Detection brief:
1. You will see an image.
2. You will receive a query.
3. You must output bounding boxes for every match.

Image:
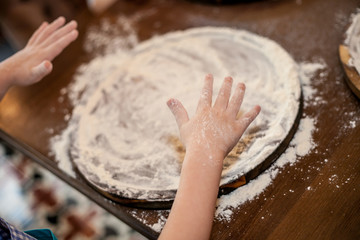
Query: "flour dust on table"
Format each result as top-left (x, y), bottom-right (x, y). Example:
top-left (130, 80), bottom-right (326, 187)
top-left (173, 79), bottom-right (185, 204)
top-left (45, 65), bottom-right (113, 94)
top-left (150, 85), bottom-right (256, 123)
top-left (122, 60), bottom-right (329, 232)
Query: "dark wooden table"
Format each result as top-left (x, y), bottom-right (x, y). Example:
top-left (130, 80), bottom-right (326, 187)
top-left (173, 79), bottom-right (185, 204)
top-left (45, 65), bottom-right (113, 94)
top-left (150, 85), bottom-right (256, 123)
top-left (1, 0), bottom-right (359, 239)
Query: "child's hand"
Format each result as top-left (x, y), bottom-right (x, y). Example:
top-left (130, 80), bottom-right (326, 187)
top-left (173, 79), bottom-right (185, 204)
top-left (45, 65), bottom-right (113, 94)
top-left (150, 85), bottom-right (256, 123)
top-left (162, 74), bottom-right (260, 240)
top-left (4, 16), bottom-right (78, 87)
top-left (167, 74), bottom-right (261, 162)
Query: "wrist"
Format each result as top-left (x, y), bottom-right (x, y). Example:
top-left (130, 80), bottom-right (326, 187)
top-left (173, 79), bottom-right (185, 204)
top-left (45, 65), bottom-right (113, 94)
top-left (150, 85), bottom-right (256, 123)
top-left (184, 145), bottom-right (226, 167)
top-left (185, 139), bottom-right (227, 158)
top-left (0, 58), bottom-right (16, 99)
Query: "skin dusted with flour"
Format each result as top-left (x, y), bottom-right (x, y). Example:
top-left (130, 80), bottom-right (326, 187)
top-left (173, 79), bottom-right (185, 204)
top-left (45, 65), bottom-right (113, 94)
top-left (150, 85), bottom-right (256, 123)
top-left (159, 75), bottom-right (260, 240)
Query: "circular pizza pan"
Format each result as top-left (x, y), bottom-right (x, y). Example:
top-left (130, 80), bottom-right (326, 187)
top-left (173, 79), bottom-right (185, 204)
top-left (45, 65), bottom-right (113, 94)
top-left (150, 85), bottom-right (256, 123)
top-left (70, 27), bottom-right (302, 209)
top-left (73, 101), bottom-right (301, 209)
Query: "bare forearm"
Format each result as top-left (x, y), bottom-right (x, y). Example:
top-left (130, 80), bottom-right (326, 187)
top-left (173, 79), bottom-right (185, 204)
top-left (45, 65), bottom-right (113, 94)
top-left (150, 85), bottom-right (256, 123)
top-left (163, 75), bottom-right (261, 239)
top-left (0, 58), bottom-right (15, 100)
top-left (159, 149), bottom-right (224, 240)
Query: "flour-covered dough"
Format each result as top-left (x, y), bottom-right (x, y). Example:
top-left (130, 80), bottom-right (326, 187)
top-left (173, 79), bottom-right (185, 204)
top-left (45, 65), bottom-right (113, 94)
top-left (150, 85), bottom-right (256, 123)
top-left (71, 27), bottom-right (301, 201)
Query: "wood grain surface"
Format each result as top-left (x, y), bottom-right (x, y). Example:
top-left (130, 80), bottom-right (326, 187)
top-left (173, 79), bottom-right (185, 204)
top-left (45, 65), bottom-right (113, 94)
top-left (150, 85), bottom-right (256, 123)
top-left (0, 0), bottom-right (359, 239)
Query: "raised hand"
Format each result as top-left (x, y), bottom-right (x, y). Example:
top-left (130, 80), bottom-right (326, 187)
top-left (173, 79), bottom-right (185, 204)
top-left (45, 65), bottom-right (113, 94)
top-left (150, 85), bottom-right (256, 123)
top-left (0, 16), bottom-right (78, 99)
top-left (167, 74), bottom-right (261, 161)
top-left (161, 74), bottom-right (260, 240)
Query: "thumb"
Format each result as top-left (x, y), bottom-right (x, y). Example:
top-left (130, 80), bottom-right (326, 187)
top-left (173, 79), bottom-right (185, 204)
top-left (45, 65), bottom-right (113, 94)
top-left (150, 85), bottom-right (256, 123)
top-left (31, 60), bottom-right (53, 83)
top-left (237, 105), bottom-right (261, 135)
top-left (167, 98), bottom-right (189, 128)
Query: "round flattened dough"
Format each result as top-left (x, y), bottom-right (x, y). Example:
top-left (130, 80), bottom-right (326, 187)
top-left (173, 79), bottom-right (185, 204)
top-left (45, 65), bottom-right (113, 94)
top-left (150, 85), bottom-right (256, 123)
top-left (72, 27), bottom-right (301, 201)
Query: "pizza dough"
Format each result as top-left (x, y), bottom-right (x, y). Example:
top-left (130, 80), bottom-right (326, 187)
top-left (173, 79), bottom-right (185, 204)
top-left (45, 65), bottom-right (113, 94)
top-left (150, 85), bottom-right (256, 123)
top-left (71, 27), bottom-right (301, 201)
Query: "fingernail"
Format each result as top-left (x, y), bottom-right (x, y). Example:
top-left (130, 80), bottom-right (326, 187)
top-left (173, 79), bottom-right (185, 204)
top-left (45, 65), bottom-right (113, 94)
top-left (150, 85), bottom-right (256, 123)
top-left (56, 16), bottom-right (65, 24)
top-left (225, 76), bottom-right (233, 82)
top-left (70, 20), bottom-right (78, 27)
top-left (256, 105), bottom-right (261, 112)
top-left (238, 82), bottom-right (245, 90)
top-left (44, 61), bottom-right (51, 69)
top-left (33, 61), bottom-right (52, 77)
top-left (167, 99), bottom-right (174, 106)
top-left (71, 30), bottom-right (79, 38)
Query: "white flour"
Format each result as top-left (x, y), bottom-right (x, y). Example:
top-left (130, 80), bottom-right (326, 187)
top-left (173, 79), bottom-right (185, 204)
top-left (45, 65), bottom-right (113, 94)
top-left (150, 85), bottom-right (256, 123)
top-left (136, 105), bottom-right (320, 230)
top-left (298, 60), bottom-right (327, 103)
top-left (345, 10), bottom-right (360, 74)
top-left (51, 26), bottom-right (301, 201)
top-left (48, 15), bottom-right (329, 231)
top-left (215, 115), bottom-right (316, 221)
top-left (49, 17), bottom-right (139, 177)
top-left (214, 61), bottom-right (327, 222)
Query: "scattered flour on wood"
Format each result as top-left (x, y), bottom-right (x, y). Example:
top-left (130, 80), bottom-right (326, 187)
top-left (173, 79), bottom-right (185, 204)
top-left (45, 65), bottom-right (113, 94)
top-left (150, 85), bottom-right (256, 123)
top-left (48, 13), bottom-right (328, 228)
top-left (215, 115), bottom-right (317, 221)
top-left (215, 61), bottom-right (325, 222)
top-left (130, 210), bottom-right (169, 233)
top-left (50, 25), bottom-right (301, 201)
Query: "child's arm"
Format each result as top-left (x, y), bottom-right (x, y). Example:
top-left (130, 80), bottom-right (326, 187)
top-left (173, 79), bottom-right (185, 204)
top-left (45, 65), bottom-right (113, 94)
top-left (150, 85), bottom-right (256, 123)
top-left (0, 16), bottom-right (78, 100)
top-left (160, 74), bottom-right (261, 240)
